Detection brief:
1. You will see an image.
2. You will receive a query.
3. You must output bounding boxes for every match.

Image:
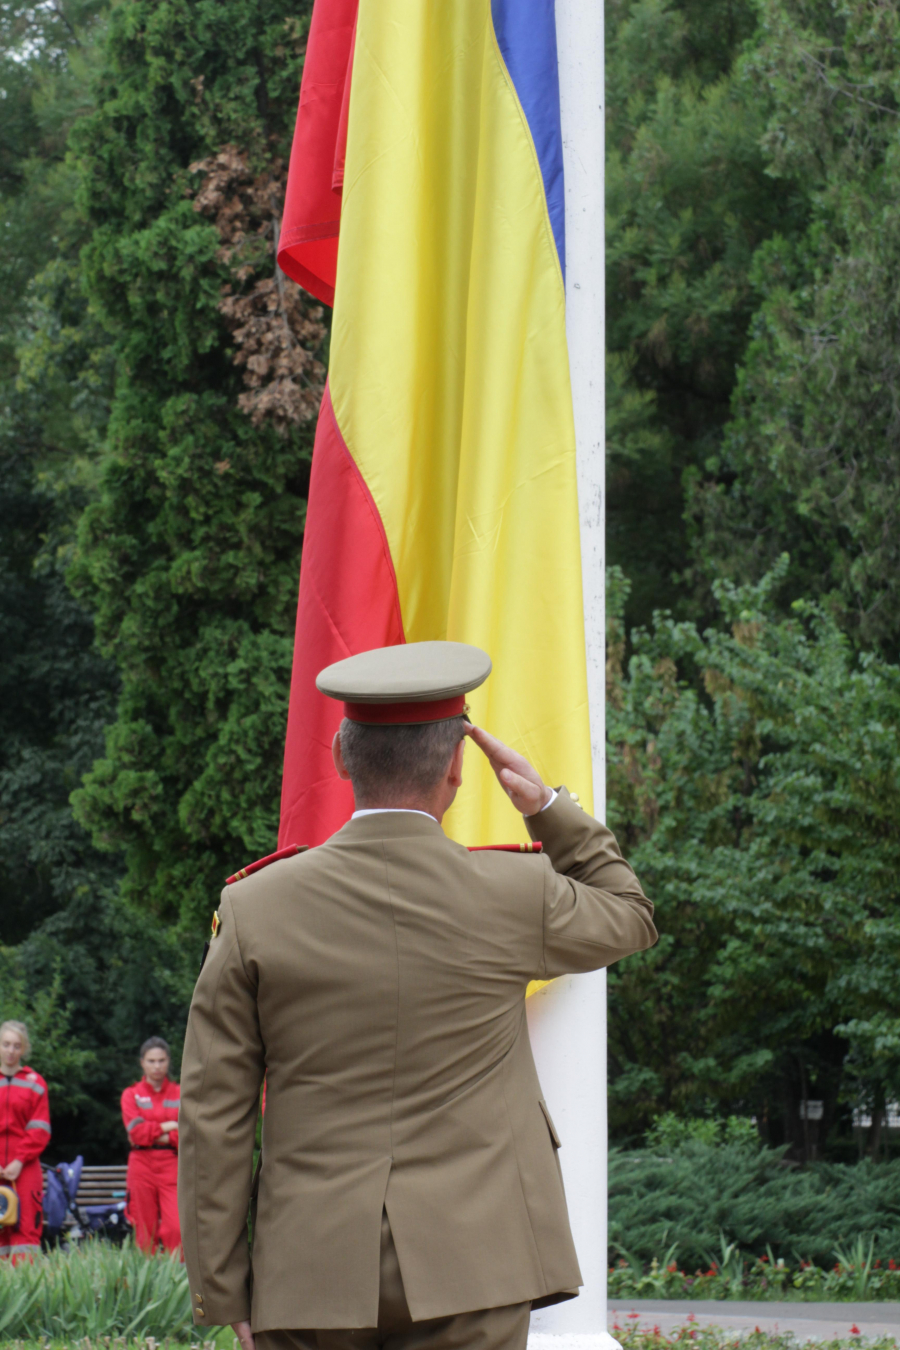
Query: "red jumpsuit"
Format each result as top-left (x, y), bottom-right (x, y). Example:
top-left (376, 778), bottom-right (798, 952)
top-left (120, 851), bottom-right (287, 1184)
top-left (121, 1076), bottom-right (181, 1253)
top-left (0, 1064), bottom-right (51, 1262)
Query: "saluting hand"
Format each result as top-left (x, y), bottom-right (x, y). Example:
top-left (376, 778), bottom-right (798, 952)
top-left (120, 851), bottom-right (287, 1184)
top-left (464, 724), bottom-right (553, 816)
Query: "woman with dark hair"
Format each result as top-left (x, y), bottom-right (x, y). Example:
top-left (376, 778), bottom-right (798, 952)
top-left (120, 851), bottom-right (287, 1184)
top-left (121, 1036), bottom-right (181, 1253)
top-left (0, 1020), bottom-right (50, 1262)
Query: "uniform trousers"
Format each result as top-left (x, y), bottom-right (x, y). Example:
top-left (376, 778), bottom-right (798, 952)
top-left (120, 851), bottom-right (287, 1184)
top-left (256, 1211), bottom-right (531, 1350)
top-left (0, 1159), bottom-right (43, 1263)
top-left (126, 1147), bottom-right (181, 1253)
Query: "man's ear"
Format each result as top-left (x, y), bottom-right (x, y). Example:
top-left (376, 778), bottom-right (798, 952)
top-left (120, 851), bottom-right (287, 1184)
top-left (448, 735), bottom-right (465, 789)
top-left (332, 730), bottom-right (352, 781)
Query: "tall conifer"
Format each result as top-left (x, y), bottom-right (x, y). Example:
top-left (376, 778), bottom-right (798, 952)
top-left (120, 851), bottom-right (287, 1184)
top-left (68, 0), bottom-right (321, 931)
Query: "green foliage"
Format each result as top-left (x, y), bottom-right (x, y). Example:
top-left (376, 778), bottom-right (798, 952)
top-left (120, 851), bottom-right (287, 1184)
top-left (691, 0), bottom-right (900, 654)
top-left (0, 0), bottom-right (116, 944)
top-left (0, 1243), bottom-right (198, 1340)
top-left (605, 0), bottom-right (805, 627)
top-left (646, 1112), bottom-right (760, 1152)
top-left (606, 562), bottom-right (900, 1150)
top-left (0, 956), bottom-right (94, 1113)
top-left (0, 0), bottom-right (201, 1161)
top-left (609, 1140), bottom-right (900, 1270)
top-left (609, 1238), bottom-right (900, 1300)
top-left (66, 0), bottom-right (319, 932)
top-left (608, 0), bottom-right (900, 655)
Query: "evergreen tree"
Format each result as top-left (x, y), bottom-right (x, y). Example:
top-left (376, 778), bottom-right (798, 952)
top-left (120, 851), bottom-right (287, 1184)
top-left (67, 0), bottom-right (323, 934)
top-left (0, 0), bottom-right (193, 1158)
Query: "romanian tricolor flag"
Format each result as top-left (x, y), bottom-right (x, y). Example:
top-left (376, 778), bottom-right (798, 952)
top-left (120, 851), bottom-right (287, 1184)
top-left (277, 0), bottom-right (592, 849)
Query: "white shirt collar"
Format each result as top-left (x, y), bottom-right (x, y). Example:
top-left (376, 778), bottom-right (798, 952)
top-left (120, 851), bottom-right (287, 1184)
top-left (351, 807), bottom-right (437, 822)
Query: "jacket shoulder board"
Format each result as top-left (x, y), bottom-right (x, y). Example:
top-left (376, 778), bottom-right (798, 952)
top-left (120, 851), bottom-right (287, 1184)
top-left (467, 841), bottom-right (542, 853)
top-left (226, 843), bottom-right (309, 884)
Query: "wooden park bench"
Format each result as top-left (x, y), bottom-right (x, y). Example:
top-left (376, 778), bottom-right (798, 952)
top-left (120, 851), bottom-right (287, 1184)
top-left (74, 1164), bottom-right (128, 1210)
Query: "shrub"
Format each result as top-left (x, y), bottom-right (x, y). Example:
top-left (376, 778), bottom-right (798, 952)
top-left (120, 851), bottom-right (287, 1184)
top-left (610, 1142), bottom-right (900, 1270)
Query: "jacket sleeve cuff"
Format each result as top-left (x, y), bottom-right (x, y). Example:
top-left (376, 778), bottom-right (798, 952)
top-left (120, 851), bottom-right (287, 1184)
top-left (525, 785), bottom-right (579, 839)
top-left (191, 1295), bottom-right (251, 1327)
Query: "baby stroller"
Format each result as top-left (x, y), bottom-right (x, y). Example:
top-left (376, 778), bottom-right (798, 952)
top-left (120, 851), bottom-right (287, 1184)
top-left (43, 1157), bottom-right (132, 1247)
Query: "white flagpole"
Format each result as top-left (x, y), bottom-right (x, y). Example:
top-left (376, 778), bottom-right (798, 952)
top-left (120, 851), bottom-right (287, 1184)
top-left (527, 1), bottom-right (612, 1346)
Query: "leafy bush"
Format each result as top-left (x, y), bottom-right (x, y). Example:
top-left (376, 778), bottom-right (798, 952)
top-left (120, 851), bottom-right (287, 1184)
top-left (0, 1244), bottom-right (197, 1341)
top-left (606, 564), bottom-right (900, 1151)
top-left (609, 1142), bottom-right (900, 1271)
top-left (646, 1114), bottom-right (760, 1153)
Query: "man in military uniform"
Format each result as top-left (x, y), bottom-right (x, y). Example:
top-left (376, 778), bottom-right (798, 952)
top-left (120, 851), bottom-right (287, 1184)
top-left (178, 641), bottom-right (656, 1350)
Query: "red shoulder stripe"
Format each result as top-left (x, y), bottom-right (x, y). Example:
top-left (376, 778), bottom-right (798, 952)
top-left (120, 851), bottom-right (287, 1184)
top-left (467, 842), bottom-right (542, 853)
top-left (226, 844), bottom-right (309, 884)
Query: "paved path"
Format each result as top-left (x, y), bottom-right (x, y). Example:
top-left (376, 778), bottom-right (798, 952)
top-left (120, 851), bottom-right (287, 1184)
top-left (608, 1300), bottom-right (900, 1342)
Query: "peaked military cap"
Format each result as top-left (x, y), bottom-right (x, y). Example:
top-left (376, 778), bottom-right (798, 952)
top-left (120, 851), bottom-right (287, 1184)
top-left (316, 641), bottom-right (491, 725)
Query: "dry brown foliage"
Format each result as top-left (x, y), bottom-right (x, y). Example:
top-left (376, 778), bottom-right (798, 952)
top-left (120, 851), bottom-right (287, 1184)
top-left (188, 145), bottom-right (327, 434)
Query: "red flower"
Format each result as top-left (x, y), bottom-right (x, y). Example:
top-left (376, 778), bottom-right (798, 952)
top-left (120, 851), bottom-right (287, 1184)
top-left (850, 1325), bottom-right (860, 1335)
top-left (890, 1259), bottom-right (897, 1271)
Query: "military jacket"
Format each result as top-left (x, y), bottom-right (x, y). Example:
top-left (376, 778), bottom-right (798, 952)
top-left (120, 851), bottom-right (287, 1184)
top-left (178, 789), bottom-right (656, 1330)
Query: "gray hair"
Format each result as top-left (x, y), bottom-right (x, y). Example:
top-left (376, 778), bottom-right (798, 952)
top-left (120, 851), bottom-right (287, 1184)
top-left (339, 716), bottom-right (466, 804)
top-left (0, 1020), bottom-right (31, 1059)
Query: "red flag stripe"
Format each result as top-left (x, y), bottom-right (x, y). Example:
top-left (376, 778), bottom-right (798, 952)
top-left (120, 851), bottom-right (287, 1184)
top-left (278, 387), bottom-right (405, 848)
top-left (278, 0), bottom-right (358, 304)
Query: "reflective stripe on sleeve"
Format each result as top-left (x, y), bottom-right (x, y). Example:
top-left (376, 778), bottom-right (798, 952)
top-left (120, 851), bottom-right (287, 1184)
top-left (126, 1117), bottom-right (144, 1131)
top-left (163, 1100), bottom-right (180, 1109)
top-left (25, 1120), bottom-right (51, 1132)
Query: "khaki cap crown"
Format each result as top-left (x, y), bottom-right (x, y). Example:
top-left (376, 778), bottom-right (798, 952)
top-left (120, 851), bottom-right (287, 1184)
top-left (317, 641), bottom-right (491, 703)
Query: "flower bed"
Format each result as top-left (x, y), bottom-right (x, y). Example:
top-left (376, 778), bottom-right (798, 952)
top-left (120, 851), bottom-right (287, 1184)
top-left (609, 1239), bottom-right (900, 1302)
top-left (610, 1322), bottom-right (898, 1350)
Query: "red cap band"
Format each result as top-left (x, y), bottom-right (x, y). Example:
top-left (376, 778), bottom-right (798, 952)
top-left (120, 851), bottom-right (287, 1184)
top-left (343, 695), bottom-right (467, 725)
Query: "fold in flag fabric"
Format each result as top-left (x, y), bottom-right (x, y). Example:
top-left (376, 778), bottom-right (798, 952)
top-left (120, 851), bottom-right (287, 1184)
top-left (278, 0), bottom-right (592, 851)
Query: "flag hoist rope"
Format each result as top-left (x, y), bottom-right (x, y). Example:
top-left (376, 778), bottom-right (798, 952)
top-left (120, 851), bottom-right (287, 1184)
top-left (527, 2), bottom-right (613, 1347)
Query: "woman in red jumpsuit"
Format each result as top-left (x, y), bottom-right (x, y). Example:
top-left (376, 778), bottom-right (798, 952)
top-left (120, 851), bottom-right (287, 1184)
top-left (0, 1020), bottom-right (51, 1263)
top-left (121, 1037), bottom-right (181, 1253)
